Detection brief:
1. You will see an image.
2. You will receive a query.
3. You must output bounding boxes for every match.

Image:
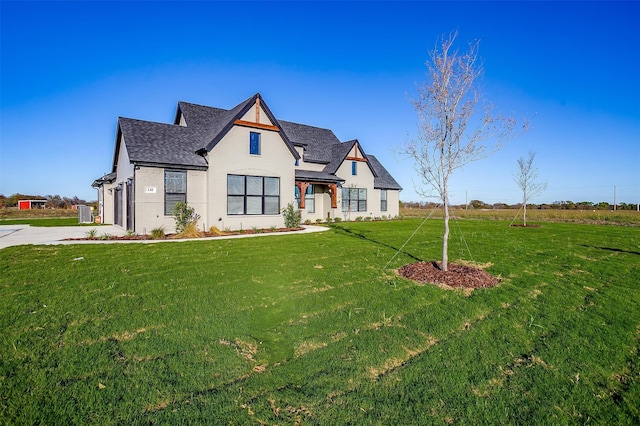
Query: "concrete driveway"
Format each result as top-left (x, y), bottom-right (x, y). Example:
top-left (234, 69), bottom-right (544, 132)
top-left (0, 224), bottom-right (129, 250)
top-left (0, 224), bottom-right (328, 250)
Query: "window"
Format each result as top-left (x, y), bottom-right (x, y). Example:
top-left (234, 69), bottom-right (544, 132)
top-left (380, 189), bottom-right (388, 212)
top-left (250, 132), bottom-right (261, 155)
top-left (295, 185), bottom-right (315, 213)
top-left (165, 170), bottom-right (186, 215)
top-left (351, 161), bottom-right (357, 175)
top-left (342, 187), bottom-right (367, 212)
top-left (228, 175), bottom-right (280, 215)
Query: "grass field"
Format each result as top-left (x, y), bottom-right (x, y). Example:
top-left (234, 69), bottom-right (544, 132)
top-left (0, 217), bottom-right (94, 227)
top-left (1, 218), bottom-right (638, 424)
top-left (401, 206), bottom-right (640, 226)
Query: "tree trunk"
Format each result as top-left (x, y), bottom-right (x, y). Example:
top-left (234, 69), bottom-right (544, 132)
top-left (442, 194), bottom-right (449, 272)
top-left (523, 202), bottom-right (527, 227)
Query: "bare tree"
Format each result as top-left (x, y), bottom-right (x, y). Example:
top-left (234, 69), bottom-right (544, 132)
top-left (514, 151), bottom-right (547, 226)
top-left (403, 31), bottom-right (525, 271)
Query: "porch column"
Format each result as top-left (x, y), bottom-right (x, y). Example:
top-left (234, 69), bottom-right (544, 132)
top-left (328, 183), bottom-right (338, 209)
top-left (295, 181), bottom-right (309, 209)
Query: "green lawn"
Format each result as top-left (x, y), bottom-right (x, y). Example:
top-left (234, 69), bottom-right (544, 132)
top-left (0, 217), bottom-right (90, 227)
top-left (1, 219), bottom-right (638, 424)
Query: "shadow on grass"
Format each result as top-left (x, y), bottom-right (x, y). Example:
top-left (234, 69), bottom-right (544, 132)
top-left (579, 244), bottom-right (640, 256)
top-left (331, 225), bottom-right (424, 263)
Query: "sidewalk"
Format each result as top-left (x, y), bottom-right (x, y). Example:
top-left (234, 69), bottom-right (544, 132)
top-left (0, 225), bottom-right (328, 250)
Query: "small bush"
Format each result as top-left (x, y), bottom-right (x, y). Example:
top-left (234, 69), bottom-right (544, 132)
top-left (355, 216), bottom-right (363, 222)
top-left (172, 202), bottom-right (200, 234)
top-left (209, 226), bottom-right (223, 236)
top-left (315, 218), bottom-right (323, 224)
top-left (304, 219), bottom-right (312, 225)
top-left (150, 227), bottom-right (165, 240)
top-left (334, 217), bottom-right (342, 223)
top-left (85, 228), bottom-right (98, 239)
top-left (363, 216), bottom-right (371, 222)
top-left (282, 203), bottom-right (301, 228)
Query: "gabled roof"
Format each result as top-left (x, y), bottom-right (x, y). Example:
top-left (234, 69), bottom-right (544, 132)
top-left (116, 117), bottom-right (208, 170)
top-left (322, 139), bottom-right (377, 178)
top-left (108, 94), bottom-right (399, 191)
top-left (198, 93), bottom-right (299, 159)
top-left (368, 155), bottom-right (402, 190)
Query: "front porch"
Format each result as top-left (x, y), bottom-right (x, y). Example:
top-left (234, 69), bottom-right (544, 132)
top-left (294, 179), bottom-right (341, 223)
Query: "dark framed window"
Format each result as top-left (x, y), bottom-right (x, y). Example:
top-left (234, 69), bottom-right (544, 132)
top-left (351, 161), bottom-right (357, 175)
top-left (341, 187), bottom-right (367, 212)
top-left (295, 184), bottom-right (315, 213)
top-left (165, 170), bottom-right (186, 215)
top-left (250, 132), bottom-right (261, 155)
top-left (380, 189), bottom-right (388, 212)
top-left (228, 174), bottom-right (279, 215)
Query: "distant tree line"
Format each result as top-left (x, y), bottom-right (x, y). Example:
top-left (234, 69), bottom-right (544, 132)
top-left (400, 200), bottom-right (638, 211)
top-left (0, 193), bottom-right (95, 209)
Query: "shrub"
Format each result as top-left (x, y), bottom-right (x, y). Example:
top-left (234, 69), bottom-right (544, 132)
top-left (281, 203), bottom-right (301, 228)
top-left (176, 221), bottom-right (203, 238)
top-left (172, 202), bottom-right (200, 234)
top-left (150, 227), bottom-right (165, 240)
top-left (355, 216), bottom-right (363, 222)
top-left (209, 226), bottom-right (223, 236)
top-left (304, 219), bottom-right (312, 225)
top-left (85, 228), bottom-right (98, 239)
top-left (316, 218), bottom-right (323, 224)
top-left (334, 217), bottom-right (342, 223)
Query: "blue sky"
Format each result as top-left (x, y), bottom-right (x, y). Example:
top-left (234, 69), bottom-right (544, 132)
top-left (1, 1), bottom-right (639, 205)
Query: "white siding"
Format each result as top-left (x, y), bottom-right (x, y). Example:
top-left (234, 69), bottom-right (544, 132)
top-left (206, 125), bottom-right (296, 230)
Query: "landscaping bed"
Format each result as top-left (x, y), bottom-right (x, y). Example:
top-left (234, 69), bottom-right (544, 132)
top-left (66, 227), bottom-right (306, 241)
top-left (398, 261), bottom-right (500, 289)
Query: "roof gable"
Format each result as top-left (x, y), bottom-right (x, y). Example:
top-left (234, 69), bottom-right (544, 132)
top-left (323, 139), bottom-right (377, 177)
top-left (202, 93), bottom-right (299, 160)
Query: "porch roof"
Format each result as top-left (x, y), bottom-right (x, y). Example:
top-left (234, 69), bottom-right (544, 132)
top-left (295, 169), bottom-right (345, 184)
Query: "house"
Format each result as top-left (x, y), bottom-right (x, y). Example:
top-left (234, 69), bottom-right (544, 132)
top-left (92, 93), bottom-right (402, 234)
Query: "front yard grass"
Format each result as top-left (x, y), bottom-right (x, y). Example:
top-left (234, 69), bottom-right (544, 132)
top-left (0, 217), bottom-right (91, 227)
top-left (1, 219), bottom-right (638, 424)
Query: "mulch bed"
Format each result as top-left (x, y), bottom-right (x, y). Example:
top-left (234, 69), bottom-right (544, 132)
top-left (398, 261), bottom-right (500, 289)
top-left (65, 227), bottom-right (305, 241)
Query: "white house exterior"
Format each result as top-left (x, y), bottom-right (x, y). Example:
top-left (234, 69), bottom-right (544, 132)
top-left (92, 93), bottom-right (402, 234)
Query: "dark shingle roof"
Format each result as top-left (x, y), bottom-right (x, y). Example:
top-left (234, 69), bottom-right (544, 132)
top-left (279, 120), bottom-right (341, 163)
top-left (295, 169), bottom-right (344, 183)
top-left (118, 117), bottom-right (207, 169)
top-left (112, 94), bottom-right (399, 190)
top-left (92, 172), bottom-right (116, 188)
top-left (369, 155), bottom-right (402, 190)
